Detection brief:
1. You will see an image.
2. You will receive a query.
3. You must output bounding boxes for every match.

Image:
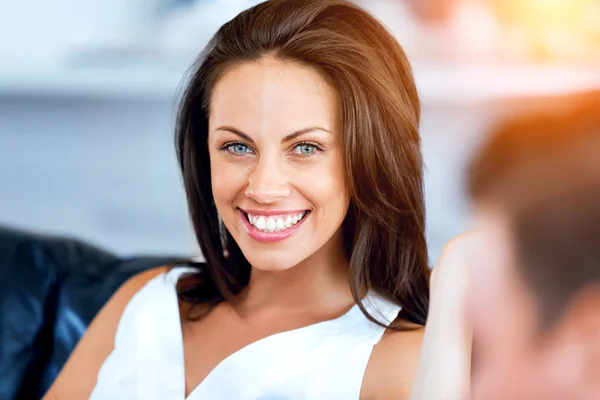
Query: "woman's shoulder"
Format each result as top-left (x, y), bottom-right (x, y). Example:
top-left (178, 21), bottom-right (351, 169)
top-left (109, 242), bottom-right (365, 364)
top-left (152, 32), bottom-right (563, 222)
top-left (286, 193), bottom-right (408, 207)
top-left (360, 320), bottom-right (425, 400)
top-left (121, 266), bottom-right (172, 298)
top-left (107, 266), bottom-right (177, 326)
top-left (43, 266), bottom-right (170, 399)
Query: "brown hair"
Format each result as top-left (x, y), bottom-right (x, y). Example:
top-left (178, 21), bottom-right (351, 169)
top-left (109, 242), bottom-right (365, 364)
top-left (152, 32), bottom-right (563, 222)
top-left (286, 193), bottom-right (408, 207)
top-left (175, 0), bottom-right (430, 325)
top-left (468, 91), bottom-right (600, 330)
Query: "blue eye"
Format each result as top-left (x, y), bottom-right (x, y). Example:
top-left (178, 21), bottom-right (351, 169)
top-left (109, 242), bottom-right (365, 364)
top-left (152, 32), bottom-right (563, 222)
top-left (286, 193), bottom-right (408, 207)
top-left (226, 143), bottom-right (252, 154)
top-left (294, 143), bottom-right (317, 155)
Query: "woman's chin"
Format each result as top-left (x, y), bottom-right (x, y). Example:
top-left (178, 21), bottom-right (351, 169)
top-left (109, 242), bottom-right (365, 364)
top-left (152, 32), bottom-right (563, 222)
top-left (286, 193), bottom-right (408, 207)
top-left (243, 253), bottom-right (304, 273)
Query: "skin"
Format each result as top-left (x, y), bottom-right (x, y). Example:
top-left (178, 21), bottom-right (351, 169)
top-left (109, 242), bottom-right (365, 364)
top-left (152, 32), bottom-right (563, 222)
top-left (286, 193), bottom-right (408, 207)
top-left (44, 57), bottom-right (425, 399)
top-left (207, 57), bottom-right (352, 309)
top-left (470, 206), bottom-right (600, 400)
top-left (410, 231), bottom-right (476, 400)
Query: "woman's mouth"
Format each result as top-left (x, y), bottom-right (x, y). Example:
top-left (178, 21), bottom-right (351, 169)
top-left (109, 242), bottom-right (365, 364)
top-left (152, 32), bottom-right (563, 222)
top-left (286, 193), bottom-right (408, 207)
top-left (238, 209), bottom-right (310, 242)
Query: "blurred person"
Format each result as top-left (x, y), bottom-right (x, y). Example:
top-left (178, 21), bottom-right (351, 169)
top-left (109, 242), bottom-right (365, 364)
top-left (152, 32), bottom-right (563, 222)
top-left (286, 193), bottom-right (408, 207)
top-left (44, 0), bottom-right (473, 399)
top-left (468, 91), bottom-right (600, 399)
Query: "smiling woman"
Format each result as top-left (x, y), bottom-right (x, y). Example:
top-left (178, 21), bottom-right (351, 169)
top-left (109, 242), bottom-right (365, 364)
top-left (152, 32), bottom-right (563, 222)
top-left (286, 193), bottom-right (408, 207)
top-left (43, 1), bottom-right (437, 399)
top-left (176, 1), bottom-right (429, 328)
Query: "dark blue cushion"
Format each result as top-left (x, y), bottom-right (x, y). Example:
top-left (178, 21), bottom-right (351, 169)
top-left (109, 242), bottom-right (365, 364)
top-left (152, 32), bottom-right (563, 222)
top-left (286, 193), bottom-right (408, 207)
top-left (0, 225), bottom-right (181, 400)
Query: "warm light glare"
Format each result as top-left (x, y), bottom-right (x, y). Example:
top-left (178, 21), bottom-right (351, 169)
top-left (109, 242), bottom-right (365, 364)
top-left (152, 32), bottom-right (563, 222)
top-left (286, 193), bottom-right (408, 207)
top-left (491, 0), bottom-right (600, 60)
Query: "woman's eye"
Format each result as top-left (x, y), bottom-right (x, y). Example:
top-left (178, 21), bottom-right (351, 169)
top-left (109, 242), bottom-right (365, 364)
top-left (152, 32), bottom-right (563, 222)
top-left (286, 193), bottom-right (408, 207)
top-left (226, 143), bottom-right (252, 154)
top-left (293, 143), bottom-right (317, 155)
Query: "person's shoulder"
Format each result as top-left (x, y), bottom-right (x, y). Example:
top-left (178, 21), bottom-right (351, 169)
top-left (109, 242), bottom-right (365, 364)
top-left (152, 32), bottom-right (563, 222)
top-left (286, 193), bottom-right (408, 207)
top-left (118, 266), bottom-right (171, 303)
top-left (99, 266), bottom-right (172, 321)
top-left (43, 266), bottom-right (169, 399)
top-left (360, 320), bottom-right (425, 400)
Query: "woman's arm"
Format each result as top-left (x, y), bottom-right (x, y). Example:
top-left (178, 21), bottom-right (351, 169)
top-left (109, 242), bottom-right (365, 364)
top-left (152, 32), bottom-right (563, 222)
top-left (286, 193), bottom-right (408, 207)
top-left (43, 267), bottom-right (167, 399)
top-left (409, 232), bottom-right (478, 400)
top-left (362, 324), bottom-right (425, 399)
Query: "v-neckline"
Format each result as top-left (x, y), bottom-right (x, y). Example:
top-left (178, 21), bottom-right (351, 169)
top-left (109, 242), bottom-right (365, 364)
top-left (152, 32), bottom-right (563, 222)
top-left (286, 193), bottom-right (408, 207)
top-left (168, 275), bottom-right (363, 400)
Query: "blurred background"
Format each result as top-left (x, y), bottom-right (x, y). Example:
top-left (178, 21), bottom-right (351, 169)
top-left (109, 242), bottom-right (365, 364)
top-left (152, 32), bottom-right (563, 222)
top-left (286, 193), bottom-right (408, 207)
top-left (1, 0), bottom-right (599, 260)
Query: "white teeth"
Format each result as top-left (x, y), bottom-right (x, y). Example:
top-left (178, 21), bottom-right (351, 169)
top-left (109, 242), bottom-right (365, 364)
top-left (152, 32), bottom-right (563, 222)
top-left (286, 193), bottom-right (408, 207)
top-left (275, 218), bottom-right (285, 231)
top-left (266, 217), bottom-right (276, 231)
top-left (246, 211), bottom-right (308, 232)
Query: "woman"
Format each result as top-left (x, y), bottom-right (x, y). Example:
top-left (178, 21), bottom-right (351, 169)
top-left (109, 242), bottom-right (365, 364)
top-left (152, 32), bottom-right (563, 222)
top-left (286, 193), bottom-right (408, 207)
top-left (45, 0), bottom-right (471, 398)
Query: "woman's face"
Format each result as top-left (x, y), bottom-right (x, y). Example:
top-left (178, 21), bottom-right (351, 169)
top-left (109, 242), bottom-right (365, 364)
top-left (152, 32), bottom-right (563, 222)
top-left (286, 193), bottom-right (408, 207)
top-left (208, 57), bottom-right (350, 271)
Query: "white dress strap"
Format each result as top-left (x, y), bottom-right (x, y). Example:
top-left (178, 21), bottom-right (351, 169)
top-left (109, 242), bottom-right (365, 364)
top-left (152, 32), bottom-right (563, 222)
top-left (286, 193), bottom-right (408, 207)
top-left (305, 294), bottom-right (402, 400)
top-left (90, 267), bottom-right (193, 400)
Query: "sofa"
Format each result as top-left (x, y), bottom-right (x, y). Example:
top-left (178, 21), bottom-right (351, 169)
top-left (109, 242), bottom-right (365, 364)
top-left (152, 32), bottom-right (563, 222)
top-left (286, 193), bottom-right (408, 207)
top-left (0, 225), bottom-right (183, 400)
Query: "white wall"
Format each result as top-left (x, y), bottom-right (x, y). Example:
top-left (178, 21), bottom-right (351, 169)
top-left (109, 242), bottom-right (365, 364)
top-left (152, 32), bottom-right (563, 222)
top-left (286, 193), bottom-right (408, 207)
top-left (0, 96), bottom-right (196, 256)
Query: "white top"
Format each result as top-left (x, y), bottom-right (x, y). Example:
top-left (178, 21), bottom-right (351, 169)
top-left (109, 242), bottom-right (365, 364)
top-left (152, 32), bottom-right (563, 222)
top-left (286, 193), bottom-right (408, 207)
top-left (90, 267), bottom-right (402, 400)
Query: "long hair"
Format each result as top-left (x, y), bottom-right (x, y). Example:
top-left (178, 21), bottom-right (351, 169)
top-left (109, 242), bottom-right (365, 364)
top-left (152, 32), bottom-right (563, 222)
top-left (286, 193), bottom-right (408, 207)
top-left (175, 0), bottom-right (430, 325)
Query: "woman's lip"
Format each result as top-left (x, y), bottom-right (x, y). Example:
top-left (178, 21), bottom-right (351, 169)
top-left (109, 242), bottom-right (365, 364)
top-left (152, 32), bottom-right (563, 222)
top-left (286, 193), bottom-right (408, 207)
top-left (239, 208), bottom-right (309, 216)
top-left (238, 209), bottom-right (310, 243)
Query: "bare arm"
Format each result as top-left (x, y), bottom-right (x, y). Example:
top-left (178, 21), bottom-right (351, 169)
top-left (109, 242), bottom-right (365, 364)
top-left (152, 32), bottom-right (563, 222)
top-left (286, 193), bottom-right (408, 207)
top-left (361, 322), bottom-right (426, 400)
top-left (409, 233), bottom-right (477, 400)
top-left (43, 267), bottom-right (168, 399)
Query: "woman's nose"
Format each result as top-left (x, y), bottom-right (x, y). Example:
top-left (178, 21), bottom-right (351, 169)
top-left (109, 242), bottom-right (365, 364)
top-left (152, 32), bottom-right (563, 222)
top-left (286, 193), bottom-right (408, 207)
top-left (244, 158), bottom-right (292, 204)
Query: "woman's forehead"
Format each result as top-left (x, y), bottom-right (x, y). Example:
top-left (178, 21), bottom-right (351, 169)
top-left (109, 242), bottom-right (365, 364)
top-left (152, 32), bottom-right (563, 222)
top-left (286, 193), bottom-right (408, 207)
top-left (209, 59), bottom-right (338, 135)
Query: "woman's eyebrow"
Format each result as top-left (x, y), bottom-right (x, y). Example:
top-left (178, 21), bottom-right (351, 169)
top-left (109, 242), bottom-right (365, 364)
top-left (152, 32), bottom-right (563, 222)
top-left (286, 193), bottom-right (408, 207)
top-left (282, 127), bottom-right (332, 143)
top-left (215, 126), bottom-right (255, 144)
top-left (215, 126), bottom-right (332, 144)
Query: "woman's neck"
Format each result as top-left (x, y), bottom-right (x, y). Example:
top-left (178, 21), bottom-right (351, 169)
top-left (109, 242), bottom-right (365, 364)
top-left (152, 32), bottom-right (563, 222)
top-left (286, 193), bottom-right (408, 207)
top-left (236, 237), bottom-right (353, 316)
